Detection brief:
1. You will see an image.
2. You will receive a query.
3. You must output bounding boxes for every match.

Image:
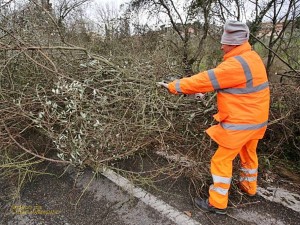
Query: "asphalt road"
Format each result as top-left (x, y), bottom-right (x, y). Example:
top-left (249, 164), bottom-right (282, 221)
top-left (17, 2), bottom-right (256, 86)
top-left (1, 164), bottom-right (300, 225)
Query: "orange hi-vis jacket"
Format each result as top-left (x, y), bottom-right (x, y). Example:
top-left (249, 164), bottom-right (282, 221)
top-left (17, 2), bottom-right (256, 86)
top-left (168, 42), bottom-right (270, 149)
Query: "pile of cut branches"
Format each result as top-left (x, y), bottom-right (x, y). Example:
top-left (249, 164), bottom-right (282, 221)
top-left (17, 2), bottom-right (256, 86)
top-left (0, 44), bottom-right (217, 199)
top-left (263, 77), bottom-right (300, 169)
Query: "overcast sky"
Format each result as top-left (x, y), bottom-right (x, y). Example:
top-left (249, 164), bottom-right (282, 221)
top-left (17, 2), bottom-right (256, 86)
top-left (94, 0), bottom-right (130, 7)
top-left (88, 0), bottom-right (131, 16)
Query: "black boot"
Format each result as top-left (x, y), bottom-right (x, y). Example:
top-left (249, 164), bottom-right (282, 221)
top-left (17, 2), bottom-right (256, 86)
top-left (194, 198), bottom-right (227, 215)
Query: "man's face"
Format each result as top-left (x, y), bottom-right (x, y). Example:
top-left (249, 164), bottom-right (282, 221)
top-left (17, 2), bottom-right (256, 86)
top-left (221, 44), bottom-right (237, 54)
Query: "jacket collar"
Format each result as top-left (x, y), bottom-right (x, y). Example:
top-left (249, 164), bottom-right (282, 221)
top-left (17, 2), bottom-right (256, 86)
top-left (223, 42), bottom-right (251, 60)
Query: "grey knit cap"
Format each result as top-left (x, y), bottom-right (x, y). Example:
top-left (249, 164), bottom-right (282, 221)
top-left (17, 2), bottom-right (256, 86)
top-left (221, 20), bottom-right (249, 45)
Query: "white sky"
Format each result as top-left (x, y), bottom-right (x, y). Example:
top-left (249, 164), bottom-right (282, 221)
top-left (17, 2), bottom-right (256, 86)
top-left (87, 0), bottom-right (130, 17)
top-left (92, 0), bottom-right (130, 9)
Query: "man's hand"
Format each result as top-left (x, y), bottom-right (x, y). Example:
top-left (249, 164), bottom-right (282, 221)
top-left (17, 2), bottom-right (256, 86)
top-left (194, 93), bottom-right (205, 100)
top-left (156, 82), bottom-right (168, 89)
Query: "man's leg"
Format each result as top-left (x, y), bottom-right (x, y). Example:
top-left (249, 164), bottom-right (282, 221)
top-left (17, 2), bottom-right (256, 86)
top-left (238, 139), bottom-right (259, 196)
top-left (209, 145), bottom-right (241, 209)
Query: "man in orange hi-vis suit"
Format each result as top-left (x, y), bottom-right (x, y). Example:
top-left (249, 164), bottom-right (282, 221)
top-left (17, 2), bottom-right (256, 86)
top-left (157, 20), bottom-right (270, 214)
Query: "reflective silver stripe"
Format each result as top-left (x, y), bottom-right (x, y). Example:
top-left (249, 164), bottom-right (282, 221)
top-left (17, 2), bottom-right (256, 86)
top-left (219, 81), bottom-right (269, 94)
top-left (209, 185), bottom-right (228, 195)
top-left (240, 168), bottom-right (258, 174)
top-left (208, 69), bottom-right (221, 90)
top-left (218, 56), bottom-right (269, 94)
top-left (212, 174), bottom-right (232, 184)
top-left (220, 121), bottom-right (268, 130)
top-left (234, 56), bottom-right (253, 88)
top-left (239, 176), bottom-right (257, 182)
top-left (175, 80), bottom-right (182, 93)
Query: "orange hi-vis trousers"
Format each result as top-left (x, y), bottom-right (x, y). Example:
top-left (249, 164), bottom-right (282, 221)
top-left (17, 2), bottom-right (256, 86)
top-left (209, 139), bottom-right (259, 209)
